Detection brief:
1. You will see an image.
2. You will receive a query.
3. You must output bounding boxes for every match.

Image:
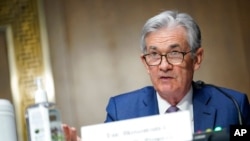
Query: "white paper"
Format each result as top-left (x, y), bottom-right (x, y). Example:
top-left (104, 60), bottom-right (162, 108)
top-left (81, 110), bottom-right (193, 141)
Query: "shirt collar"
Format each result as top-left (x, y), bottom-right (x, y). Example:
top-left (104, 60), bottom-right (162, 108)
top-left (156, 86), bottom-right (193, 114)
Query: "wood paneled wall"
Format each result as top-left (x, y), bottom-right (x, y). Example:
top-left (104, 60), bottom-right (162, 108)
top-left (43, 0), bottom-right (250, 134)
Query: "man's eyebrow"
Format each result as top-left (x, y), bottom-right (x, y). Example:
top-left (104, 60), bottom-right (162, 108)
top-left (148, 46), bottom-right (158, 50)
top-left (169, 44), bottom-right (181, 49)
top-left (148, 44), bottom-right (181, 50)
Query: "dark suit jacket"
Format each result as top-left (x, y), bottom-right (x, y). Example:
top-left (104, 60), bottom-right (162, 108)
top-left (104, 82), bottom-right (250, 132)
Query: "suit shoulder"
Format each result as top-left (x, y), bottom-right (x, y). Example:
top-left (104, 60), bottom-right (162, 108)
top-left (204, 85), bottom-right (245, 95)
top-left (111, 86), bottom-right (155, 99)
top-left (199, 84), bottom-right (248, 101)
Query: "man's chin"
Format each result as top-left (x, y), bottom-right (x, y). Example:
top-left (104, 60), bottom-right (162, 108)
top-left (158, 85), bottom-right (176, 93)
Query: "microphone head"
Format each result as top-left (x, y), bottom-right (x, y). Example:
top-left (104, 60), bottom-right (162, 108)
top-left (196, 80), bottom-right (205, 85)
top-left (195, 80), bottom-right (205, 89)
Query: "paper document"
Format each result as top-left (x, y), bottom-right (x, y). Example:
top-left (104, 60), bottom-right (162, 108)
top-left (81, 110), bottom-right (193, 141)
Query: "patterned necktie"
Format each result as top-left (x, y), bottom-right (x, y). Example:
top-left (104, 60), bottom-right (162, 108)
top-left (165, 105), bottom-right (179, 113)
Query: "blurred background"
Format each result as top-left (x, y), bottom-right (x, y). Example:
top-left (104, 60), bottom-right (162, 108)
top-left (0, 0), bottom-right (249, 140)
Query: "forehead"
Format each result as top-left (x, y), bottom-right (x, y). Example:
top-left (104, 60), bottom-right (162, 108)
top-left (145, 26), bottom-right (188, 51)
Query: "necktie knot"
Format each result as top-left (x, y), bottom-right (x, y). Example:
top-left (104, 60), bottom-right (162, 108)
top-left (165, 106), bottom-right (179, 113)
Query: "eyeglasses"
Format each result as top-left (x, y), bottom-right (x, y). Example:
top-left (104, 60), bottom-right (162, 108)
top-left (143, 50), bottom-right (192, 66)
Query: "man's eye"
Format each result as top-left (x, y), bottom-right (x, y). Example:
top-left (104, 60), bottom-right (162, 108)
top-left (149, 52), bottom-right (159, 57)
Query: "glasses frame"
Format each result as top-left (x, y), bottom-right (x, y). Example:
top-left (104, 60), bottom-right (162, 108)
top-left (143, 50), bottom-right (193, 66)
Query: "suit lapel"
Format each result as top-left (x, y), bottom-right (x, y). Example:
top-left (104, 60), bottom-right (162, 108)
top-left (140, 86), bottom-right (159, 116)
top-left (193, 84), bottom-right (216, 132)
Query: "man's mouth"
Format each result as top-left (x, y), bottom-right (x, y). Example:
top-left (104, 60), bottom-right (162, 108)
top-left (160, 76), bottom-right (173, 80)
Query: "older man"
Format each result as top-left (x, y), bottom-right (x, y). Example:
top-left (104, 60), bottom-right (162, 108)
top-left (63, 10), bottom-right (250, 141)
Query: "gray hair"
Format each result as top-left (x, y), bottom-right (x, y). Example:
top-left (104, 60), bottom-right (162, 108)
top-left (140, 10), bottom-right (201, 55)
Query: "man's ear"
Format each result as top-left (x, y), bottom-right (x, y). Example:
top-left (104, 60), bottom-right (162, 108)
top-left (140, 54), bottom-right (150, 73)
top-left (194, 47), bottom-right (204, 70)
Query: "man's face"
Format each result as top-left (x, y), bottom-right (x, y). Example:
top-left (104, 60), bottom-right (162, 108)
top-left (141, 26), bottom-right (203, 99)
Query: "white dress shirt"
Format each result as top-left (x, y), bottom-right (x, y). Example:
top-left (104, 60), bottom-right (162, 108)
top-left (156, 86), bottom-right (194, 132)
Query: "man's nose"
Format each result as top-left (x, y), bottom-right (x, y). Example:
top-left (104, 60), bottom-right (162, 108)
top-left (159, 56), bottom-right (172, 69)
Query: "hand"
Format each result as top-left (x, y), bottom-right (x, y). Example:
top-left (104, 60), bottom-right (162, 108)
top-left (62, 124), bottom-right (81, 141)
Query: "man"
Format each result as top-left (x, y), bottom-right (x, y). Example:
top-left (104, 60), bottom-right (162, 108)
top-left (63, 10), bottom-right (250, 141)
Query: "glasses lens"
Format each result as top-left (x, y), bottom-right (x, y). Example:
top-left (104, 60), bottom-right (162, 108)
top-left (145, 54), bottom-right (161, 65)
top-left (167, 52), bottom-right (183, 65)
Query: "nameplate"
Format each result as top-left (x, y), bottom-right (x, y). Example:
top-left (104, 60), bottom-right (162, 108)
top-left (81, 111), bottom-right (193, 141)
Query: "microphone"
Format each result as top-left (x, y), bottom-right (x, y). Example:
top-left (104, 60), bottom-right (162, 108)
top-left (195, 80), bottom-right (243, 125)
